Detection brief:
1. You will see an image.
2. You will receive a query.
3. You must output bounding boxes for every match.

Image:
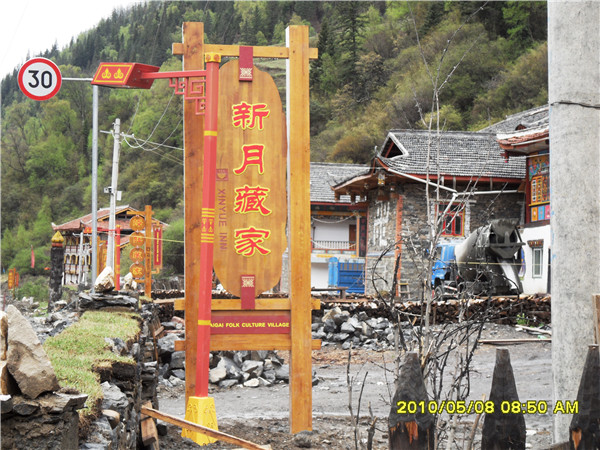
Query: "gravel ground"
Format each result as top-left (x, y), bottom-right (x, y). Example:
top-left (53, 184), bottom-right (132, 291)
top-left (156, 323), bottom-right (555, 449)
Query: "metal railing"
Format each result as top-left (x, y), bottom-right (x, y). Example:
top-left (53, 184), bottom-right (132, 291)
top-left (311, 240), bottom-right (356, 251)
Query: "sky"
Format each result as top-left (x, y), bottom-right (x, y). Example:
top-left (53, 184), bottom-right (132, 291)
top-left (0, 0), bottom-right (144, 79)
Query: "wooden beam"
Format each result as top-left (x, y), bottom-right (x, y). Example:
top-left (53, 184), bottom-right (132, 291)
top-left (478, 338), bottom-right (551, 345)
top-left (141, 406), bottom-right (272, 450)
top-left (170, 297), bottom-right (321, 311)
top-left (286, 25), bottom-right (313, 434)
top-left (173, 42), bottom-right (318, 60)
top-left (181, 21), bottom-right (205, 408)
top-left (175, 337), bottom-right (322, 352)
top-left (140, 402), bottom-right (159, 448)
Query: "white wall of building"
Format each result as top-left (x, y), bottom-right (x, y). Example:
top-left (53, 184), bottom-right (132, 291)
top-left (312, 220), bottom-right (350, 242)
top-left (519, 224), bottom-right (551, 295)
top-left (310, 260), bottom-right (330, 288)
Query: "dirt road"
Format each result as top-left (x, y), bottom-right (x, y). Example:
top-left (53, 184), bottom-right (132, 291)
top-left (157, 324), bottom-right (554, 449)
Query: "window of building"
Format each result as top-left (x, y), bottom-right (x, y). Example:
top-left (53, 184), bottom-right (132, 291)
top-left (438, 203), bottom-right (465, 237)
top-left (532, 247), bottom-right (543, 278)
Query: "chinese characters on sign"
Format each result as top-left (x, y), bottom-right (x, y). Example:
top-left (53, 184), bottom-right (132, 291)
top-left (213, 60), bottom-right (287, 298)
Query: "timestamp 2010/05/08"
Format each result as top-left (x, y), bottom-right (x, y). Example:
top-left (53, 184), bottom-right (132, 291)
top-left (396, 399), bottom-right (579, 415)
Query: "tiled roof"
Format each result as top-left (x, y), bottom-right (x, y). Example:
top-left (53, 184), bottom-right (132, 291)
top-left (479, 105), bottom-right (549, 133)
top-left (378, 130), bottom-right (525, 179)
top-left (54, 206), bottom-right (132, 231)
top-left (310, 162), bottom-right (368, 203)
top-left (53, 205), bottom-right (167, 232)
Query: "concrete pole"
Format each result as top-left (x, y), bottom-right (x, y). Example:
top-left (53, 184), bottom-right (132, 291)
top-left (549, 1), bottom-right (600, 443)
top-left (106, 118), bottom-right (121, 271)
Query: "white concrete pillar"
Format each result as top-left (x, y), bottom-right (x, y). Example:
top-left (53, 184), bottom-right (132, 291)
top-left (549, 0), bottom-right (600, 443)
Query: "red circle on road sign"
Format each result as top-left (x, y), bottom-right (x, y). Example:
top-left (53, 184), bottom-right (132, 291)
top-left (18, 58), bottom-right (62, 101)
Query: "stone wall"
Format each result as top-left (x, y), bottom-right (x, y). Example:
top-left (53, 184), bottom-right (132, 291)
top-left (78, 295), bottom-right (159, 449)
top-left (1, 392), bottom-right (87, 450)
top-left (0, 295), bottom-right (160, 450)
top-left (365, 193), bottom-right (399, 297)
top-left (365, 183), bottom-right (523, 298)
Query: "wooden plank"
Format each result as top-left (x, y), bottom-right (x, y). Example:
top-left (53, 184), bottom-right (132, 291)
top-left (174, 337), bottom-right (322, 352)
top-left (479, 338), bottom-right (551, 345)
top-left (174, 297), bottom-right (320, 311)
top-left (173, 42), bottom-right (318, 60)
top-left (141, 406), bottom-right (272, 450)
top-left (286, 25), bottom-right (313, 434)
top-left (153, 298), bottom-right (184, 305)
top-left (515, 325), bottom-right (552, 335)
top-left (141, 402), bottom-right (159, 447)
top-left (153, 325), bottom-right (165, 339)
top-left (181, 21), bottom-right (205, 408)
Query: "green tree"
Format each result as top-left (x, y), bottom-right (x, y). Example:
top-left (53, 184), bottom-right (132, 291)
top-left (502, 1), bottom-right (547, 53)
top-left (162, 218), bottom-right (184, 274)
top-left (334, 1), bottom-right (368, 98)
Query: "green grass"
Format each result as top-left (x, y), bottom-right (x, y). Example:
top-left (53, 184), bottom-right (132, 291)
top-left (43, 310), bottom-right (140, 415)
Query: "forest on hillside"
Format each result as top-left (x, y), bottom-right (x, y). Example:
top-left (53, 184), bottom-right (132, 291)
top-left (1, 1), bottom-right (547, 274)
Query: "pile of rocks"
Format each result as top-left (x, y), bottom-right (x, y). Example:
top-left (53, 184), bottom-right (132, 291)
top-left (207, 350), bottom-right (293, 389)
top-left (1, 305), bottom-right (88, 450)
top-left (312, 306), bottom-right (399, 351)
top-left (155, 325), bottom-right (298, 389)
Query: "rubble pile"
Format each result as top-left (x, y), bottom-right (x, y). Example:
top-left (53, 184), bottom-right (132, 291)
top-left (155, 324), bottom-right (300, 389)
top-left (1, 305), bottom-right (87, 450)
top-left (312, 306), bottom-right (398, 351)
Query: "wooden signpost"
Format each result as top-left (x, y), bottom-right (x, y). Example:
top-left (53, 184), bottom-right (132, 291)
top-left (90, 22), bottom-right (318, 442)
top-left (173, 22), bottom-right (320, 439)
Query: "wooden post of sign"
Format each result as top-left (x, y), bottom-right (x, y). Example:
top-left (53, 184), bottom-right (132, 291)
top-left (144, 205), bottom-right (153, 299)
top-left (286, 25), bottom-right (313, 433)
top-left (181, 19), bottom-right (204, 414)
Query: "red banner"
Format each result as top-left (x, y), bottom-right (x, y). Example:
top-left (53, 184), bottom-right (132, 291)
top-left (153, 226), bottom-right (163, 270)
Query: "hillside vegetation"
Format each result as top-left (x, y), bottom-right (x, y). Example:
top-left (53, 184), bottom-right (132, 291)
top-left (1, 1), bottom-right (547, 274)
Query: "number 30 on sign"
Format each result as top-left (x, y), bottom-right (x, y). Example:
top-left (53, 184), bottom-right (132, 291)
top-left (18, 58), bottom-right (62, 101)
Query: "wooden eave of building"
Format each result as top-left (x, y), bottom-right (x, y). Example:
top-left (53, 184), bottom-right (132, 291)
top-left (497, 128), bottom-right (549, 157)
top-left (332, 160), bottom-right (522, 199)
top-left (311, 201), bottom-right (367, 212)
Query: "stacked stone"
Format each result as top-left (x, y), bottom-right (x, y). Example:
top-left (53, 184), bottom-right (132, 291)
top-left (1, 305), bottom-right (87, 450)
top-left (207, 350), bottom-right (294, 389)
top-left (154, 321), bottom-right (296, 389)
top-left (76, 293), bottom-right (159, 449)
top-left (312, 306), bottom-right (398, 351)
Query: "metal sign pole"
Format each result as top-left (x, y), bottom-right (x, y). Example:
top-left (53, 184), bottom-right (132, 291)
top-left (58, 77), bottom-right (98, 291)
top-left (91, 83), bottom-right (99, 291)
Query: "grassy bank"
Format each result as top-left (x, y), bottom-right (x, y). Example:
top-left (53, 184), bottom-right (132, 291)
top-left (43, 310), bottom-right (140, 415)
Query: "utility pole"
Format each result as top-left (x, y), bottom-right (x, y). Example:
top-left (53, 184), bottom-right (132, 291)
top-left (549, 1), bottom-right (600, 443)
top-left (106, 118), bottom-right (121, 273)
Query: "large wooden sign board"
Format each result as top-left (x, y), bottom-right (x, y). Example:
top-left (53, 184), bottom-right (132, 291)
top-left (214, 59), bottom-right (287, 302)
top-left (174, 23), bottom-right (319, 434)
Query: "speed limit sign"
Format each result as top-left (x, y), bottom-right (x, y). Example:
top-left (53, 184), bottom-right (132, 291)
top-left (18, 58), bottom-right (62, 101)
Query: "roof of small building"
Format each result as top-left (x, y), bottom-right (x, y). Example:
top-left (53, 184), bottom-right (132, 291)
top-left (310, 162), bottom-right (367, 203)
top-left (53, 205), bottom-right (166, 233)
top-left (376, 129), bottom-right (525, 179)
top-left (479, 105), bottom-right (549, 133)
